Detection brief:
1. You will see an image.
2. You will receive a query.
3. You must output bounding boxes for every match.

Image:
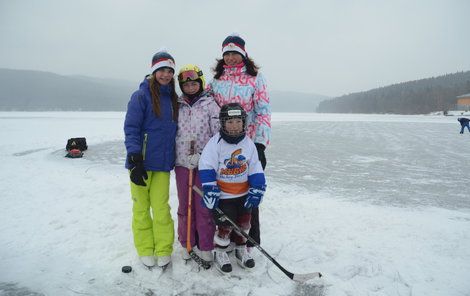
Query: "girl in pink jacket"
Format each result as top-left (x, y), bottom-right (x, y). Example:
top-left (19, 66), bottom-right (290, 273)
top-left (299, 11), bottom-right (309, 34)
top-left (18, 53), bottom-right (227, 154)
top-left (175, 64), bottom-right (220, 264)
top-left (207, 33), bottom-right (271, 257)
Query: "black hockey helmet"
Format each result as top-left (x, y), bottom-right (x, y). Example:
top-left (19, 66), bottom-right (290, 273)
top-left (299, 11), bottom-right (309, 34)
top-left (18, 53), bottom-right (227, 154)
top-left (219, 103), bottom-right (247, 144)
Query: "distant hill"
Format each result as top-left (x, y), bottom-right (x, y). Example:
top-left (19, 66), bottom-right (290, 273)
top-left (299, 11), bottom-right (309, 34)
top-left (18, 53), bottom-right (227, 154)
top-left (0, 68), bottom-right (137, 111)
top-left (317, 71), bottom-right (470, 114)
top-left (0, 68), bottom-right (330, 112)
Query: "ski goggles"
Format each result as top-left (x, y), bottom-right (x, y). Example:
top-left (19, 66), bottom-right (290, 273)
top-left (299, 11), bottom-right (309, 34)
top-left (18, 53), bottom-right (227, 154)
top-left (178, 70), bottom-right (202, 83)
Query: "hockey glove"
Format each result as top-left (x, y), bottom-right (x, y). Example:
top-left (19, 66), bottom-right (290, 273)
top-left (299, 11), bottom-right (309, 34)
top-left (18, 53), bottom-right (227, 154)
top-left (255, 143), bottom-right (267, 170)
top-left (128, 154), bottom-right (148, 186)
top-left (187, 153), bottom-right (200, 169)
top-left (244, 185), bottom-right (266, 208)
top-left (202, 185), bottom-right (221, 210)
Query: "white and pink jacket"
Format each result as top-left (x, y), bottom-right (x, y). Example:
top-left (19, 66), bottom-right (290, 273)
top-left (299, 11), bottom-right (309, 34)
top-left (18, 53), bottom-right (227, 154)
top-left (175, 92), bottom-right (220, 168)
top-left (207, 65), bottom-right (271, 147)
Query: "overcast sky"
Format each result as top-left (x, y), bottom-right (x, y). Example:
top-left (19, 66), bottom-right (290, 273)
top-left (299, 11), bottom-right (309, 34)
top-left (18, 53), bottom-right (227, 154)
top-left (1, 0), bottom-right (469, 97)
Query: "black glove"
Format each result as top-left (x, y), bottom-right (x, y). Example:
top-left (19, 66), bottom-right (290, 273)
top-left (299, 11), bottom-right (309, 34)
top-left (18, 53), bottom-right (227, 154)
top-left (255, 143), bottom-right (267, 170)
top-left (128, 154), bottom-right (148, 186)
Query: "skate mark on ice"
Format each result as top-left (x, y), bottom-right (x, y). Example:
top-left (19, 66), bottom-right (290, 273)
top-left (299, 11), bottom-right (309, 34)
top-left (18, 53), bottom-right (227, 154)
top-left (0, 282), bottom-right (45, 296)
top-left (293, 281), bottom-right (328, 296)
top-left (13, 147), bottom-right (51, 156)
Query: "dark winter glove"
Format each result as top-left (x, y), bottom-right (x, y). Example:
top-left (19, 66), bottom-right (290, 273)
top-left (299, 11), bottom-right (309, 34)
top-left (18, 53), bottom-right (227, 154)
top-left (202, 185), bottom-right (221, 210)
top-left (244, 185), bottom-right (266, 208)
top-left (255, 143), bottom-right (267, 170)
top-left (128, 154), bottom-right (148, 186)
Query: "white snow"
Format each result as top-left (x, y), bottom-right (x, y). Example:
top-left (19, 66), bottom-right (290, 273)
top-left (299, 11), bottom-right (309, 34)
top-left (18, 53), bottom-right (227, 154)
top-left (1, 112), bottom-right (469, 296)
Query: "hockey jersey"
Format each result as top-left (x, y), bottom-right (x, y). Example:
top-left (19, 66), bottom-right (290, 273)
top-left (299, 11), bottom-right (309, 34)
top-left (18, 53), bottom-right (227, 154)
top-left (199, 133), bottom-right (266, 200)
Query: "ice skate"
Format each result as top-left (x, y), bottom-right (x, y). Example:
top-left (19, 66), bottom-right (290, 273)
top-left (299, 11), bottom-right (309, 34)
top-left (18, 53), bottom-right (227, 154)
top-left (235, 245), bottom-right (255, 269)
top-left (214, 248), bottom-right (232, 273)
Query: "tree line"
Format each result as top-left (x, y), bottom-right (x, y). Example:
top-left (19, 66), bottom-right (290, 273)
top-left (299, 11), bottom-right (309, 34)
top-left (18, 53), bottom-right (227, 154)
top-left (317, 71), bottom-right (470, 114)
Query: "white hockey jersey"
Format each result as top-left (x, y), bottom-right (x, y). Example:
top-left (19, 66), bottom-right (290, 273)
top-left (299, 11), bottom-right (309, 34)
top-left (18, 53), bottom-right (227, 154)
top-left (199, 133), bottom-right (266, 200)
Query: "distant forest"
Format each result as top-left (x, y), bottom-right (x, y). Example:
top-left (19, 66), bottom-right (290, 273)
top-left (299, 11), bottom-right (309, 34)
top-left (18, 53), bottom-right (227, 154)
top-left (317, 71), bottom-right (470, 114)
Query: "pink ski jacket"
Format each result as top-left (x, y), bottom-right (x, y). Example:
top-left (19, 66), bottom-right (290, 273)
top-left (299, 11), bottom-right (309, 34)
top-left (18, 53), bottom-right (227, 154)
top-left (207, 65), bottom-right (271, 147)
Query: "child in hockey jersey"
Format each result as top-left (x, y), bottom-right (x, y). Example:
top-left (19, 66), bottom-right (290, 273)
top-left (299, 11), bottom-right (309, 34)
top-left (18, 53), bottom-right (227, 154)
top-left (199, 103), bottom-right (266, 274)
top-left (174, 64), bottom-right (220, 263)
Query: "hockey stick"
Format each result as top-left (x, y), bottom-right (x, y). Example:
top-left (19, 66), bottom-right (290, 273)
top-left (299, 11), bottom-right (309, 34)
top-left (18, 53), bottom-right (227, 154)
top-left (193, 185), bottom-right (322, 282)
top-left (186, 168), bottom-right (211, 269)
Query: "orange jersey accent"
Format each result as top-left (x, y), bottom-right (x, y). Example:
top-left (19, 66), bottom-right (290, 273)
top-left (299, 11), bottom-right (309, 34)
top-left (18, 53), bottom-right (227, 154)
top-left (217, 180), bottom-right (249, 195)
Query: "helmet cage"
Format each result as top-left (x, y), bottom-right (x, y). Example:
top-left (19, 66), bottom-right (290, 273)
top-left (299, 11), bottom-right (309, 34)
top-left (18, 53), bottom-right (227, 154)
top-left (219, 104), bottom-right (247, 138)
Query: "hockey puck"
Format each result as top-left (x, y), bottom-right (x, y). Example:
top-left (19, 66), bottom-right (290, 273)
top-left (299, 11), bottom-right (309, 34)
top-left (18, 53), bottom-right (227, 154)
top-left (121, 266), bottom-right (132, 273)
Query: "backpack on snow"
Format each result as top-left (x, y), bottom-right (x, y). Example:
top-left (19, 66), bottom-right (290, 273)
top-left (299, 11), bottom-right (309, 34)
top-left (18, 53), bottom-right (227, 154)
top-left (65, 137), bottom-right (87, 158)
top-left (66, 137), bottom-right (88, 151)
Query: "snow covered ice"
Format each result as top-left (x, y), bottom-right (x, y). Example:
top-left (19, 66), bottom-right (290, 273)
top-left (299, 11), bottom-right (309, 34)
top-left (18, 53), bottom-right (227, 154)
top-left (0, 112), bottom-right (469, 296)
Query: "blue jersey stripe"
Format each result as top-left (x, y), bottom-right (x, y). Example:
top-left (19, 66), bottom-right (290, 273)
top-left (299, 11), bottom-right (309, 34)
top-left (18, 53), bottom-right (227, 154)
top-left (248, 173), bottom-right (266, 187)
top-left (199, 169), bottom-right (217, 184)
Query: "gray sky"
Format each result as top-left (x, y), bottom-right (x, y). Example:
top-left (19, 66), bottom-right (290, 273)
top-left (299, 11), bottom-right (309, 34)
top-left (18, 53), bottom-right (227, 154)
top-left (1, 0), bottom-right (469, 97)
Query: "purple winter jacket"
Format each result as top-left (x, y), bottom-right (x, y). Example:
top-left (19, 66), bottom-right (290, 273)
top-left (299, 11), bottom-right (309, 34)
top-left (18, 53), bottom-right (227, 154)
top-left (124, 77), bottom-right (177, 171)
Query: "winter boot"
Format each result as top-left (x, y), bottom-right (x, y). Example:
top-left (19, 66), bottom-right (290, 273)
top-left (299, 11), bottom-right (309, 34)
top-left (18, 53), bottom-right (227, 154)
top-left (235, 245), bottom-right (255, 269)
top-left (140, 256), bottom-right (156, 267)
top-left (181, 248), bottom-right (191, 261)
top-left (194, 246), bottom-right (213, 262)
top-left (157, 255), bottom-right (171, 268)
top-left (199, 250), bottom-right (213, 262)
top-left (214, 248), bottom-right (232, 273)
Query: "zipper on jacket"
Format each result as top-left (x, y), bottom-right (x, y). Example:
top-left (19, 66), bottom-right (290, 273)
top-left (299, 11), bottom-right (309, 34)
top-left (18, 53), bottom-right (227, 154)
top-left (229, 76), bottom-right (235, 100)
top-left (142, 133), bottom-right (148, 160)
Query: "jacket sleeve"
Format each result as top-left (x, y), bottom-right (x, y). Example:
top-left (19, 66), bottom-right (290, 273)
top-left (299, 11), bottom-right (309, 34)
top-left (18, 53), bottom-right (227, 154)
top-left (205, 79), bottom-right (214, 96)
top-left (208, 99), bottom-right (221, 137)
top-left (247, 140), bottom-right (266, 188)
top-left (198, 136), bottom-right (218, 186)
top-left (253, 72), bottom-right (271, 147)
top-left (124, 91), bottom-right (145, 155)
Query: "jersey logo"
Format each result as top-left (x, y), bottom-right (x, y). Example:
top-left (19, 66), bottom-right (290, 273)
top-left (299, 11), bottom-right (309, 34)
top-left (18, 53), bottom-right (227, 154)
top-left (221, 148), bottom-right (247, 175)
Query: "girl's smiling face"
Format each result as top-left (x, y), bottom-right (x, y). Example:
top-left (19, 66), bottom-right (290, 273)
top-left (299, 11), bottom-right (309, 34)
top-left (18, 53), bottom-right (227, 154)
top-left (154, 68), bottom-right (174, 85)
top-left (223, 52), bottom-right (244, 66)
top-left (182, 80), bottom-right (200, 95)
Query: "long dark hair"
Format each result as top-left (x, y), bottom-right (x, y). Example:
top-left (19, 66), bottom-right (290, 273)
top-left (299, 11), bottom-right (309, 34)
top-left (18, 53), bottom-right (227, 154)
top-left (213, 56), bottom-right (259, 79)
top-left (148, 75), bottom-right (178, 120)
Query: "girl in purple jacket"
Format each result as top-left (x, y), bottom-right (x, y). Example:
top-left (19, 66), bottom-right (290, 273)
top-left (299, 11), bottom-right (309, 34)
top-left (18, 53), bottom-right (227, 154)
top-left (124, 50), bottom-right (178, 269)
top-left (174, 64), bottom-right (220, 264)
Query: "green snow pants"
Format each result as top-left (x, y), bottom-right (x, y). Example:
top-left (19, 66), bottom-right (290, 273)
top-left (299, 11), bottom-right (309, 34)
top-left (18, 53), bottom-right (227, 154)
top-left (130, 171), bottom-right (174, 257)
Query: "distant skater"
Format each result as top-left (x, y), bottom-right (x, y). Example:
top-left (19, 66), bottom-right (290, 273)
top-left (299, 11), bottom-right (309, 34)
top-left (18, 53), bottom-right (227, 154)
top-left (457, 117), bottom-right (470, 134)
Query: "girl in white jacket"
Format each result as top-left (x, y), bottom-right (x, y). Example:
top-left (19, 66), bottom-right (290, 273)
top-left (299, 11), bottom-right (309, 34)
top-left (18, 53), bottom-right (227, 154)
top-left (175, 65), bottom-right (220, 263)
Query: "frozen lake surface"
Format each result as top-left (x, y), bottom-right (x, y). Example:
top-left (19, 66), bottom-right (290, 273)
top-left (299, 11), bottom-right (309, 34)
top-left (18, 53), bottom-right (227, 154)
top-left (0, 112), bottom-right (469, 296)
top-left (270, 115), bottom-right (470, 209)
top-left (81, 112), bottom-right (470, 209)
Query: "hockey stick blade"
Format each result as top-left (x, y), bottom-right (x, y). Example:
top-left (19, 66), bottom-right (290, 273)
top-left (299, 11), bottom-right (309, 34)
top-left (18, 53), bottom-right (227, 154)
top-left (292, 272), bottom-right (322, 283)
top-left (192, 185), bottom-right (322, 282)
